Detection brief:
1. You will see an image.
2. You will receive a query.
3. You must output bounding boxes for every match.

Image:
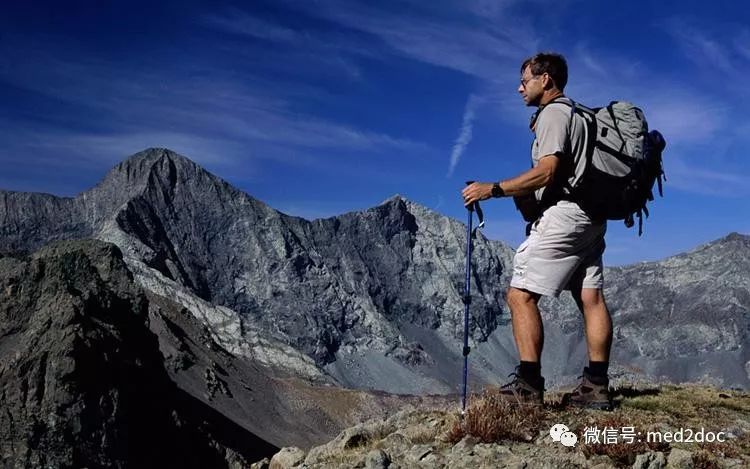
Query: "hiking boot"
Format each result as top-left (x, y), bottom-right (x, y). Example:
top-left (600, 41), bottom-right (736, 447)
top-left (567, 370), bottom-right (612, 410)
top-left (497, 371), bottom-right (544, 407)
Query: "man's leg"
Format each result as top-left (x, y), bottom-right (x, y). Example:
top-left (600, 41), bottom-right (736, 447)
top-left (569, 285), bottom-right (613, 408)
top-left (498, 286), bottom-right (545, 405)
top-left (571, 287), bottom-right (612, 363)
top-left (506, 286), bottom-right (544, 362)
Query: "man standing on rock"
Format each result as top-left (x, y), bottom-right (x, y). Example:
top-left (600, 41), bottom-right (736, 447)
top-left (461, 52), bottom-right (612, 409)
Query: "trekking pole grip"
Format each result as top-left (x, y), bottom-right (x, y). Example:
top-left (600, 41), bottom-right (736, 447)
top-left (465, 180), bottom-right (475, 212)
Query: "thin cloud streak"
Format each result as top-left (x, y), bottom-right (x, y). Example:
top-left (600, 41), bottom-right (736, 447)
top-left (448, 94), bottom-right (481, 177)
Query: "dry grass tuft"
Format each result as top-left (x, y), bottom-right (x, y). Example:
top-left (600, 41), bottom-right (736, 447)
top-left (446, 389), bottom-right (545, 444)
top-left (692, 450), bottom-right (721, 469)
top-left (695, 441), bottom-right (740, 459)
top-left (621, 385), bottom-right (750, 418)
top-left (445, 419), bottom-right (466, 444)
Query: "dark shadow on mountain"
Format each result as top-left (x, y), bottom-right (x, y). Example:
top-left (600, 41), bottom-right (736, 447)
top-left (166, 387), bottom-right (280, 468)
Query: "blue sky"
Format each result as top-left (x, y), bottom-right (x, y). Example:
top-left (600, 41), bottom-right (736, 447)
top-left (2, 0), bottom-right (749, 266)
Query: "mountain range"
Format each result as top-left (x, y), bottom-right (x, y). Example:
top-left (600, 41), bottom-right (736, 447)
top-left (1, 147), bottom-right (748, 465)
top-left (3, 148), bottom-right (747, 391)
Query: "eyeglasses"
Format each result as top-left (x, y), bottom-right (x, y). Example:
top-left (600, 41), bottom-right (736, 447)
top-left (520, 75), bottom-right (540, 88)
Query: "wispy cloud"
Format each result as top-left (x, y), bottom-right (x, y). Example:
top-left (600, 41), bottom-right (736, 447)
top-left (575, 44), bottom-right (607, 77)
top-left (202, 8), bottom-right (299, 42)
top-left (448, 94), bottom-right (482, 177)
top-left (642, 92), bottom-right (728, 145)
top-left (199, 8), bottom-right (376, 81)
top-left (464, 0), bottom-right (521, 19)
top-left (735, 29), bottom-right (750, 61)
top-left (434, 195), bottom-right (445, 210)
top-left (0, 123), bottom-right (250, 167)
top-left (200, 2), bottom-right (544, 187)
top-left (664, 18), bottom-right (747, 76)
top-left (555, 41), bottom-right (733, 147)
top-left (272, 0), bottom-right (539, 82)
top-left (0, 32), bottom-right (428, 184)
top-left (663, 157), bottom-right (750, 197)
top-left (519, 40), bottom-right (748, 200)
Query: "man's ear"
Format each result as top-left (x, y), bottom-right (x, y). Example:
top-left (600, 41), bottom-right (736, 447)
top-left (542, 73), bottom-right (558, 91)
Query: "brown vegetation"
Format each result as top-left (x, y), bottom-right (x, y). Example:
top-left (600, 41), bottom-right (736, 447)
top-left (446, 388), bottom-right (545, 444)
top-left (443, 383), bottom-right (749, 467)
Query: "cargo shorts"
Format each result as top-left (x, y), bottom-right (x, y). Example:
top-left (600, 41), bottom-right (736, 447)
top-left (510, 200), bottom-right (606, 298)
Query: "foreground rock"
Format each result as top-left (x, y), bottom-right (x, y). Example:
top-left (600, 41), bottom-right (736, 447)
top-left (264, 384), bottom-right (750, 468)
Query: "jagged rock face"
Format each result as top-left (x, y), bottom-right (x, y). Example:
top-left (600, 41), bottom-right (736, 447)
top-left (0, 240), bottom-right (278, 468)
top-left (606, 233), bottom-right (750, 387)
top-left (0, 238), bottom-right (458, 467)
top-left (0, 149), bottom-right (518, 393)
top-left (107, 151), bottom-right (513, 367)
top-left (0, 192), bottom-right (90, 254)
top-left (0, 148), bottom-right (748, 392)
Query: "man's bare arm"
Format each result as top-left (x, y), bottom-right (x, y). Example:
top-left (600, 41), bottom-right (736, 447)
top-left (462, 155), bottom-right (560, 206)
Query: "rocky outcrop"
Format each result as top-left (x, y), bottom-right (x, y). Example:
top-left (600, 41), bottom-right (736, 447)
top-left (265, 384), bottom-right (750, 468)
top-left (143, 273), bottom-right (456, 451)
top-left (0, 239), bottom-right (278, 468)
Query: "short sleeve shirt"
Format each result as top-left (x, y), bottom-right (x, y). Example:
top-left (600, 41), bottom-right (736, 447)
top-left (531, 97), bottom-right (588, 206)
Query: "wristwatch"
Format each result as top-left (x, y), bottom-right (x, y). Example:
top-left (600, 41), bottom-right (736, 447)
top-left (491, 182), bottom-right (505, 198)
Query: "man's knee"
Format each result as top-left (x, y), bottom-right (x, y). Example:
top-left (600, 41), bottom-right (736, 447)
top-left (506, 287), bottom-right (540, 310)
top-left (579, 288), bottom-right (606, 310)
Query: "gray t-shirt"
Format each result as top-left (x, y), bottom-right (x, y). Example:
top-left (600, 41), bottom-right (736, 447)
top-left (531, 97), bottom-right (588, 206)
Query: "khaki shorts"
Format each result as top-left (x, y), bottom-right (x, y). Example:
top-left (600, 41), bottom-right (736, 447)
top-left (510, 201), bottom-right (606, 298)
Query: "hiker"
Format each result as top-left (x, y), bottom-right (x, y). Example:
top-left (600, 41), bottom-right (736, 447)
top-left (461, 52), bottom-right (612, 409)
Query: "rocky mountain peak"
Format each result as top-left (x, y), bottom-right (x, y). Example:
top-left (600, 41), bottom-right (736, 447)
top-left (374, 194), bottom-right (460, 234)
top-left (79, 148), bottom-right (274, 235)
top-left (691, 231), bottom-right (749, 253)
top-left (379, 194), bottom-right (407, 205)
top-left (87, 147), bottom-right (214, 199)
top-left (712, 231), bottom-right (750, 249)
top-left (663, 231), bottom-right (750, 272)
top-left (114, 147), bottom-right (197, 175)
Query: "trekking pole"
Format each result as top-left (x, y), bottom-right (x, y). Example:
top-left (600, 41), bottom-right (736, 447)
top-left (461, 181), bottom-right (484, 414)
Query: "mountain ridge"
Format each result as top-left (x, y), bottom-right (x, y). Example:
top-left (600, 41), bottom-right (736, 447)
top-left (3, 146), bottom-right (746, 264)
top-left (1, 147), bottom-right (748, 392)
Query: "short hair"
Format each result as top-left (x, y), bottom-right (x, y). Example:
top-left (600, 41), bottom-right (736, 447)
top-left (521, 53), bottom-right (568, 91)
